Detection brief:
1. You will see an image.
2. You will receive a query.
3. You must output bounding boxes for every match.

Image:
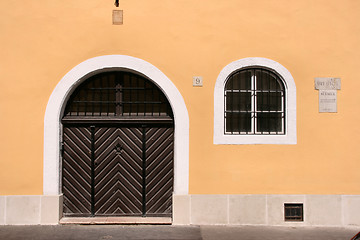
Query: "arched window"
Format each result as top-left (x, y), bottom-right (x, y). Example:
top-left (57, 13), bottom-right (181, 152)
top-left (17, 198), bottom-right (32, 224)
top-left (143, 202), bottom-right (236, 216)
top-left (63, 71), bottom-right (173, 122)
top-left (214, 58), bottom-right (296, 144)
top-left (224, 68), bottom-right (285, 135)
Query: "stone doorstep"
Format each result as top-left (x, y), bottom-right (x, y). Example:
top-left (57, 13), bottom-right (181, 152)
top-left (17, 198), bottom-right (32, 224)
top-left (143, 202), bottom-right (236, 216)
top-left (59, 217), bottom-right (172, 225)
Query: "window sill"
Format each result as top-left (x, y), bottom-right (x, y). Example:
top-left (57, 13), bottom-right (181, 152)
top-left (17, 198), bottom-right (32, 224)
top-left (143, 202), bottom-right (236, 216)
top-left (213, 133), bottom-right (297, 145)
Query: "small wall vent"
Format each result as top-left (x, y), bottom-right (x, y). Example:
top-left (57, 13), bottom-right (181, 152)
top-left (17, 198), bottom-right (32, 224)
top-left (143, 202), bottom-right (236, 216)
top-left (284, 203), bottom-right (303, 221)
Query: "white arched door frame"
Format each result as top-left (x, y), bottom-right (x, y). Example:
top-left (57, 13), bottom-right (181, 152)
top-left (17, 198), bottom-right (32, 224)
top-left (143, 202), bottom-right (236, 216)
top-left (44, 55), bottom-right (189, 195)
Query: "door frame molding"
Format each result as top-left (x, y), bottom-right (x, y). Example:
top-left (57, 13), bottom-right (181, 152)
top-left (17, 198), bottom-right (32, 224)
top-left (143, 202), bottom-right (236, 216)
top-left (44, 55), bottom-right (189, 195)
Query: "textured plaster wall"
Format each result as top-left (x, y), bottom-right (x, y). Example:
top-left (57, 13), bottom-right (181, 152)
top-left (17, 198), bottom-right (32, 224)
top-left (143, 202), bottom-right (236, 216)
top-left (0, 0), bottom-right (359, 195)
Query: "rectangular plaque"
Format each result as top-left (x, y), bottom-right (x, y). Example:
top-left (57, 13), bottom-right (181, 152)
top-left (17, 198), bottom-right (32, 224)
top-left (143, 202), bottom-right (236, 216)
top-left (112, 10), bottom-right (123, 25)
top-left (319, 90), bottom-right (337, 113)
top-left (193, 76), bottom-right (203, 87)
top-left (315, 78), bottom-right (341, 90)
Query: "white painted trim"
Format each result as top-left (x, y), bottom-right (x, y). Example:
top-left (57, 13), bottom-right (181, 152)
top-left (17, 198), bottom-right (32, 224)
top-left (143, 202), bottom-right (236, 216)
top-left (44, 55), bottom-right (189, 195)
top-left (214, 57), bottom-right (297, 144)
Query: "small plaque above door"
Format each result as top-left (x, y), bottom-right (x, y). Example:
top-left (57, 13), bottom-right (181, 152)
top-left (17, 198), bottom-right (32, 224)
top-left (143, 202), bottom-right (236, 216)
top-left (113, 10), bottom-right (123, 25)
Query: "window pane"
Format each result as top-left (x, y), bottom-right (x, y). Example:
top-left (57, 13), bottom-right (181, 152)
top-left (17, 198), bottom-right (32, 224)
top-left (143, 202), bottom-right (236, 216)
top-left (225, 70), bottom-right (251, 90)
top-left (256, 113), bottom-right (283, 133)
top-left (225, 113), bottom-right (252, 133)
top-left (256, 92), bottom-right (282, 111)
top-left (226, 92), bottom-right (251, 111)
top-left (256, 70), bottom-right (283, 91)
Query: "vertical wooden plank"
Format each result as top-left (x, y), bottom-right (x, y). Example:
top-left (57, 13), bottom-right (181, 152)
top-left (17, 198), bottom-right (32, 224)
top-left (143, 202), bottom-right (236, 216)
top-left (93, 127), bottom-right (143, 216)
top-left (145, 127), bottom-right (174, 217)
top-left (62, 126), bottom-right (92, 216)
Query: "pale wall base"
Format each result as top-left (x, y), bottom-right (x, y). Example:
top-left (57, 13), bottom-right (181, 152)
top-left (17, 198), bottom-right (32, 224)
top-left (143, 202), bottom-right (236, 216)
top-left (173, 194), bottom-right (360, 227)
top-left (0, 194), bottom-right (359, 226)
top-left (0, 195), bottom-right (62, 225)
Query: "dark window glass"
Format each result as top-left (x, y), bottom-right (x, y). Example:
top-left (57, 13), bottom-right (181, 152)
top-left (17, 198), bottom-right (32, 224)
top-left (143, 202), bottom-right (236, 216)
top-left (225, 92), bottom-right (251, 111)
top-left (225, 113), bottom-right (252, 133)
top-left (224, 68), bottom-right (285, 134)
top-left (256, 113), bottom-right (283, 133)
top-left (63, 71), bottom-right (173, 118)
top-left (256, 70), bottom-right (283, 91)
top-left (228, 70), bottom-right (252, 90)
top-left (257, 92), bottom-right (282, 111)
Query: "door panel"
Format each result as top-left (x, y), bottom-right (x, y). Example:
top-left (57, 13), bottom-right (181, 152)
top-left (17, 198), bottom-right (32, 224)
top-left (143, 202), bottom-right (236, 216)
top-left (93, 127), bottom-right (143, 216)
top-left (62, 126), bottom-right (92, 216)
top-left (145, 127), bottom-right (174, 216)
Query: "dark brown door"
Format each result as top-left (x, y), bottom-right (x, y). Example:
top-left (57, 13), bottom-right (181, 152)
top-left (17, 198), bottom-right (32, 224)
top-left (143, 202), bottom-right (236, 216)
top-left (93, 127), bottom-right (143, 216)
top-left (61, 71), bottom-right (174, 218)
top-left (62, 124), bottom-right (174, 217)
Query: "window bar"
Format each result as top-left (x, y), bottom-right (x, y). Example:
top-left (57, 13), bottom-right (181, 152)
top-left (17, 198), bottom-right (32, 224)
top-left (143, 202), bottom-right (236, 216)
top-left (238, 74), bottom-right (241, 134)
top-left (115, 73), bottom-right (121, 116)
top-left (245, 70), bottom-right (250, 134)
top-left (151, 83), bottom-right (155, 116)
top-left (76, 94), bottom-right (80, 116)
top-left (165, 94), bottom-right (169, 117)
top-left (99, 76), bottom-right (103, 116)
top-left (151, 84), bottom-right (157, 116)
top-left (282, 82), bottom-right (285, 134)
top-left (135, 75), bottom-right (139, 116)
top-left (275, 74), bottom-right (279, 134)
top-left (119, 72), bottom-right (124, 116)
top-left (281, 78), bottom-right (284, 134)
top-left (84, 85), bottom-right (88, 116)
top-left (252, 70), bottom-right (256, 134)
top-left (267, 69), bottom-right (270, 134)
top-left (231, 74), bottom-right (234, 134)
top-left (142, 82), bottom-right (147, 116)
top-left (224, 90), bottom-right (226, 134)
top-left (91, 78), bottom-right (95, 116)
top-left (256, 70), bottom-right (260, 134)
top-left (157, 89), bottom-right (161, 116)
top-left (131, 73), bottom-right (134, 116)
top-left (139, 76), bottom-right (142, 116)
top-left (262, 69), bottom-right (266, 134)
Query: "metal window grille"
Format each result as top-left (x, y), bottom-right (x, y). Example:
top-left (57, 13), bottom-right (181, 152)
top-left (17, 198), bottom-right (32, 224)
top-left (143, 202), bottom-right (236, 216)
top-left (224, 68), bottom-right (285, 135)
top-left (284, 203), bottom-right (303, 221)
top-left (63, 71), bottom-right (173, 120)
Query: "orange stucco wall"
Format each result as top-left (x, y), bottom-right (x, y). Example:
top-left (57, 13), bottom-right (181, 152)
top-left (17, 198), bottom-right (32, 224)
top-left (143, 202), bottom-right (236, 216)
top-left (0, 0), bottom-right (359, 195)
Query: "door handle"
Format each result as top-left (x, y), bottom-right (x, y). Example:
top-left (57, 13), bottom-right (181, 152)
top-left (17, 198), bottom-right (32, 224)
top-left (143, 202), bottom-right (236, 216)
top-left (114, 143), bottom-right (122, 155)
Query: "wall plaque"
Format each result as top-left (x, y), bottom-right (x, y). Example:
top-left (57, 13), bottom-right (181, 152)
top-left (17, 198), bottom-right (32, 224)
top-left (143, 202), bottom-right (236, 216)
top-left (315, 78), bottom-right (341, 90)
top-left (112, 10), bottom-right (123, 25)
top-left (193, 76), bottom-right (203, 87)
top-left (315, 78), bottom-right (341, 113)
top-left (319, 90), bottom-right (337, 113)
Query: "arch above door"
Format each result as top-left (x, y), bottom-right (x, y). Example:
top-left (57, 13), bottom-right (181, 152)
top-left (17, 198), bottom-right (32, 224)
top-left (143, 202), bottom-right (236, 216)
top-left (44, 55), bottom-right (189, 195)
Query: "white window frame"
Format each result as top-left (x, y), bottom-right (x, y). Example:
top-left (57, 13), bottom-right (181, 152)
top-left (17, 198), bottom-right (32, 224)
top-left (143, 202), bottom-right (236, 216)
top-left (214, 57), bottom-right (296, 144)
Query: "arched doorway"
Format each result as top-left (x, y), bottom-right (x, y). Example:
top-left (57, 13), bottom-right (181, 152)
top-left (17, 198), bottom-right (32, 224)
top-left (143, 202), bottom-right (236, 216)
top-left (43, 55), bottom-right (189, 223)
top-left (61, 71), bottom-right (174, 217)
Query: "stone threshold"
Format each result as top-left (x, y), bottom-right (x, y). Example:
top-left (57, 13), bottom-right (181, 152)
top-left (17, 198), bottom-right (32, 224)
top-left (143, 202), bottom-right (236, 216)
top-left (60, 217), bottom-right (172, 225)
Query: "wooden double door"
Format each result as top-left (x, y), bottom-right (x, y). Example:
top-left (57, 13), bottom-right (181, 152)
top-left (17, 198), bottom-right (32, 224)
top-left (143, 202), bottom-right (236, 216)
top-left (62, 124), bottom-right (174, 217)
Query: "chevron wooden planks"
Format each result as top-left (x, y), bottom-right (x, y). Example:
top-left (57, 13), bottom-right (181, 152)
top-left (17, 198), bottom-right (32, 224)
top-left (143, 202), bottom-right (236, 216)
top-left (62, 125), bottom-right (174, 217)
top-left (62, 126), bottom-right (92, 216)
top-left (145, 127), bottom-right (174, 217)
